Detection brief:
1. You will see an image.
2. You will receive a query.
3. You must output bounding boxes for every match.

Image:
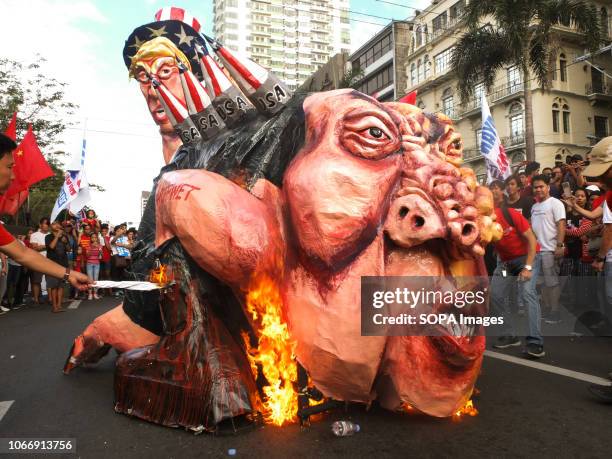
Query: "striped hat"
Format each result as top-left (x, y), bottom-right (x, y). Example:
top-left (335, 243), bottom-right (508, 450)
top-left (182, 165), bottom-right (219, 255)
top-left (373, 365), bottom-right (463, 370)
top-left (123, 7), bottom-right (207, 80)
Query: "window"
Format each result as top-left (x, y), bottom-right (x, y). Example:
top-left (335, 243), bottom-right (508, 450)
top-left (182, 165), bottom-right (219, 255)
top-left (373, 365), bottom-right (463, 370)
top-left (595, 116), bottom-right (609, 138)
top-left (559, 54), bottom-right (567, 82)
top-left (417, 59), bottom-right (423, 82)
top-left (424, 55), bottom-right (431, 79)
top-left (474, 82), bottom-right (485, 103)
top-left (507, 65), bottom-right (521, 89)
top-left (552, 103), bottom-right (560, 133)
top-left (476, 128), bottom-right (482, 148)
top-left (602, 8), bottom-right (609, 37)
top-left (509, 103), bottom-right (524, 137)
top-left (434, 47), bottom-right (454, 74)
top-left (450, 0), bottom-right (465, 20)
top-left (416, 26), bottom-right (423, 47)
top-left (355, 65), bottom-right (393, 96)
top-left (562, 104), bottom-right (570, 133)
top-left (410, 63), bottom-right (416, 86)
top-left (432, 12), bottom-right (447, 33)
top-left (355, 34), bottom-right (392, 69)
top-left (442, 89), bottom-right (454, 118)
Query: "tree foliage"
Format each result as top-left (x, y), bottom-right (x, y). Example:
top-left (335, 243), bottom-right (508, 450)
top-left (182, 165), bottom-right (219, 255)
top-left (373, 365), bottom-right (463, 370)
top-left (452, 0), bottom-right (601, 101)
top-left (0, 56), bottom-right (78, 225)
top-left (340, 67), bottom-right (365, 89)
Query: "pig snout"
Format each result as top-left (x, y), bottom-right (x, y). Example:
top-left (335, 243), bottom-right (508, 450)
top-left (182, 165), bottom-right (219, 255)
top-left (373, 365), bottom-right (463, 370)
top-left (384, 193), bottom-right (446, 248)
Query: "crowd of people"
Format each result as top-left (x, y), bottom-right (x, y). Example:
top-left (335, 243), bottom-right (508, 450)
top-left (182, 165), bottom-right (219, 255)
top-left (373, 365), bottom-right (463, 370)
top-left (0, 209), bottom-right (138, 314)
top-left (486, 138), bottom-right (612, 372)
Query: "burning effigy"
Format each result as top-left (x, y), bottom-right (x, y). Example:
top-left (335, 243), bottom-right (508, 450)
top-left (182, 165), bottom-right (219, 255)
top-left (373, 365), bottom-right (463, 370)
top-left (63, 7), bottom-right (502, 432)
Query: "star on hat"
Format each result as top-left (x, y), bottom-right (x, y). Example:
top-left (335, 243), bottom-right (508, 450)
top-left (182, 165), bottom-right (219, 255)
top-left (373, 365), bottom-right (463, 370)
top-left (123, 7), bottom-right (206, 80)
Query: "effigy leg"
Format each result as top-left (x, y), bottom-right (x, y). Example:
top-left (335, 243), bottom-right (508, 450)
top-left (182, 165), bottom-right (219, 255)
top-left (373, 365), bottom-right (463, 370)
top-left (63, 304), bottom-right (160, 374)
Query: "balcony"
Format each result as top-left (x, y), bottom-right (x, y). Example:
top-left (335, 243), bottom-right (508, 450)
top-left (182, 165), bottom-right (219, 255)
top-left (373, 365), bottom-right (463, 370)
top-left (501, 132), bottom-right (526, 150)
top-left (459, 98), bottom-right (482, 117)
top-left (586, 82), bottom-right (612, 106)
top-left (491, 81), bottom-right (524, 102)
top-left (462, 148), bottom-right (483, 163)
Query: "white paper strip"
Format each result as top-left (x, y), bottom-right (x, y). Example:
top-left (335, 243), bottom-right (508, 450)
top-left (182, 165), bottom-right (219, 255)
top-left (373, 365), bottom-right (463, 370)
top-left (93, 281), bottom-right (163, 291)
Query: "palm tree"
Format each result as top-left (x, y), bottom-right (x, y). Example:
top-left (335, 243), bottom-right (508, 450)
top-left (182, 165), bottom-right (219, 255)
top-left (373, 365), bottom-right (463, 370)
top-left (451, 0), bottom-right (601, 161)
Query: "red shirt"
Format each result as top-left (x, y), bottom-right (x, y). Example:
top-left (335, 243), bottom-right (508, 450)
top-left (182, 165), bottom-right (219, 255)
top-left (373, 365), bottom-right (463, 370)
top-left (0, 224), bottom-right (15, 246)
top-left (101, 235), bottom-right (111, 262)
top-left (494, 207), bottom-right (540, 261)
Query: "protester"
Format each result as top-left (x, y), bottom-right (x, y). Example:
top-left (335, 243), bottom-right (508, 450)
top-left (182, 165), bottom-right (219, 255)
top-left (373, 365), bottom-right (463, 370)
top-left (5, 235), bottom-right (28, 310)
top-left (99, 224), bottom-right (112, 296)
top-left (111, 224), bottom-right (130, 285)
top-left (520, 161), bottom-right (540, 198)
top-left (85, 233), bottom-right (102, 300)
top-left (543, 167), bottom-right (553, 178)
top-left (489, 180), bottom-right (544, 357)
top-left (29, 217), bottom-right (50, 304)
top-left (0, 134), bottom-right (91, 303)
top-left (580, 136), bottom-right (612, 402)
top-left (562, 154), bottom-right (586, 191)
top-left (45, 219), bottom-right (72, 313)
top-left (550, 166), bottom-right (563, 198)
top-left (505, 174), bottom-right (534, 219)
top-left (530, 174), bottom-right (566, 324)
top-left (0, 252), bottom-right (8, 314)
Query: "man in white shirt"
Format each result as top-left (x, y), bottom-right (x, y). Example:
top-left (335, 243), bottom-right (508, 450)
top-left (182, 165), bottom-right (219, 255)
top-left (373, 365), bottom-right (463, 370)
top-left (530, 174), bottom-right (566, 324)
top-left (29, 217), bottom-right (50, 304)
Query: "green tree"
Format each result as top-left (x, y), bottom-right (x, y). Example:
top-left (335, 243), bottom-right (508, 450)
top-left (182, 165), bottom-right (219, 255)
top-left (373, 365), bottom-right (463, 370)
top-left (339, 67), bottom-right (365, 89)
top-left (0, 56), bottom-right (77, 224)
top-left (451, 0), bottom-right (601, 161)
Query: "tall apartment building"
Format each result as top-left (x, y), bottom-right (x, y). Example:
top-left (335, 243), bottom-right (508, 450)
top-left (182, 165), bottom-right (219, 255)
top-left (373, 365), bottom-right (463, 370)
top-left (213, 0), bottom-right (352, 90)
top-left (349, 21), bottom-right (413, 101)
top-left (405, 0), bottom-right (612, 183)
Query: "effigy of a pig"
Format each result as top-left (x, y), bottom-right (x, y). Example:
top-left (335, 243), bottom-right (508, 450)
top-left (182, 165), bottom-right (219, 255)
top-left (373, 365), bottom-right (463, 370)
top-left (63, 7), bottom-right (502, 432)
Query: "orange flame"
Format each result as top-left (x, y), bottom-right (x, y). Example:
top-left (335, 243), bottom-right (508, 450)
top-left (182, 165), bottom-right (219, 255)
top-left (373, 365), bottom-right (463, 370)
top-left (453, 399), bottom-right (478, 421)
top-left (149, 263), bottom-right (171, 286)
top-left (243, 271), bottom-right (297, 426)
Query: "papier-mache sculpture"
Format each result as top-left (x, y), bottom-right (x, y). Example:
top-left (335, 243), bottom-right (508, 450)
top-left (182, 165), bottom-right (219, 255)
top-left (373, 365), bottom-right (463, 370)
top-left (63, 7), bottom-right (502, 432)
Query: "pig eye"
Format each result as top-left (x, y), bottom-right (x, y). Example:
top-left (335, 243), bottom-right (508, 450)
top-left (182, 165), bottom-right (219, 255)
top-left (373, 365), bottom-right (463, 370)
top-left (368, 127), bottom-right (384, 139)
top-left (341, 112), bottom-right (400, 160)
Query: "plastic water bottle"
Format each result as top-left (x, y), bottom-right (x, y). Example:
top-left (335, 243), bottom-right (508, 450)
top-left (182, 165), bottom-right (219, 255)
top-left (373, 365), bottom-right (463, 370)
top-left (331, 420), bottom-right (360, 437)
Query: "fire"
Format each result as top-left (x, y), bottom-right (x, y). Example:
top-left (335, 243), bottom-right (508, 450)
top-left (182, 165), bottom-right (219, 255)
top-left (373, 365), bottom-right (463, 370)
top-left (242, 271), bottom-right (297, 426)
top-left (453, 399), bottom-right (478, 421)
top-left (149, 262), bottom-right (171, 286)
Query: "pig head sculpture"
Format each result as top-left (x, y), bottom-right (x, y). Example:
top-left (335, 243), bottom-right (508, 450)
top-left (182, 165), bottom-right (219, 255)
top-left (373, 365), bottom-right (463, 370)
top-left (154, 89), bottom-right (502, 417)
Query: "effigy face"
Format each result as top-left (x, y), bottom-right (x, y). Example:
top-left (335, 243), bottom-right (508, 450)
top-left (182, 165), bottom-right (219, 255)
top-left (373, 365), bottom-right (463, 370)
top-left (155, 89), bottom-right (501, 419)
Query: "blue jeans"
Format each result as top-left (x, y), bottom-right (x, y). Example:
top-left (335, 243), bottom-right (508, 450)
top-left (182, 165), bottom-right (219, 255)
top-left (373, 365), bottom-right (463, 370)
top-left (86, 263), bottom-right (100, 282)
top-left (490, 253), bottom-right (544, 345)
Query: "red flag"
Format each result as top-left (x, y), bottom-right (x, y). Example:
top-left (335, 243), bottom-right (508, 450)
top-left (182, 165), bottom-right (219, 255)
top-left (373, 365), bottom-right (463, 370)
top-left (0, 190), bottom-right (28, 216)
top-left (8, 125), bottom-right (54, 195)
top-left (399, 90), bottom-right (417, 105)
top-left (4, 112), bottom-right (17, 141)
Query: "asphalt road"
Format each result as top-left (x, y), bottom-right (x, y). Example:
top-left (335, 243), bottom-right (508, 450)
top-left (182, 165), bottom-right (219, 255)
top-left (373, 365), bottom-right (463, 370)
top-left (1, 297), bottom-right (612, 458)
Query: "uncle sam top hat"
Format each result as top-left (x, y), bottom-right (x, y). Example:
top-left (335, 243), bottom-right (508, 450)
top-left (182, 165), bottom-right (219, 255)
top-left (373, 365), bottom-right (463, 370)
top-left (123, 7), bottom-right (207, 80)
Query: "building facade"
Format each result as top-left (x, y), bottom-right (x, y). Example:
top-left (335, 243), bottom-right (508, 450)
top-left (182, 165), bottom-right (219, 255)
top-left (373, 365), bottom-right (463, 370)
top-left (349, 20), bottom-right (413, 102)
top-left (298, 52), bottom-right (350, 92)
top-left (213, 0), bottom-right (352, 90)
top-left (405, 0), bottom-right (612, 182)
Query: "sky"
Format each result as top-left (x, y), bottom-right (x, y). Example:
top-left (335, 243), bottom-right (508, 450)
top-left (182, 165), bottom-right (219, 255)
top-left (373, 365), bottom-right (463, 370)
top-left (1, 0), bottom-right (429, 226)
